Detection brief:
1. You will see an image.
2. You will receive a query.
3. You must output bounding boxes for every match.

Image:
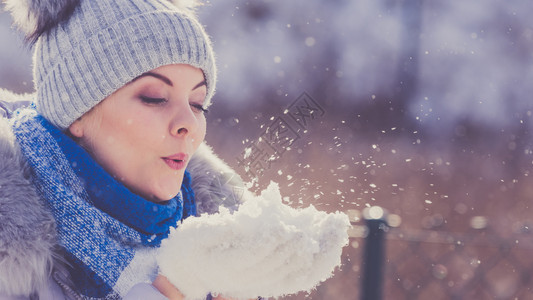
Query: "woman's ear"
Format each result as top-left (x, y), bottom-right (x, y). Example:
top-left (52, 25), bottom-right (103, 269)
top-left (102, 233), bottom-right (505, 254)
top-left (68, 119), bottom-right (85, 138)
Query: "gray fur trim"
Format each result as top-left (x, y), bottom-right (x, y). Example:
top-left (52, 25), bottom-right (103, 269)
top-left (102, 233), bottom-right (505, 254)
top-left (0, 117), bottom-right (58, 296)
top-left (0, 89), bottom-right (34, 118)
top-left (188, 143), bottom-right (252, 215)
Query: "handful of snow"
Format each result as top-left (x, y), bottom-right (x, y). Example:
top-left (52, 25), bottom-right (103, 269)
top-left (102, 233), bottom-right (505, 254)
top-left (157, 182), bottom-right (350, 299)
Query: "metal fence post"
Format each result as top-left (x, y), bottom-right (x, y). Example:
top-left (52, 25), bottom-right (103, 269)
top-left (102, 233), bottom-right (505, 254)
top-left (361, 206), bottom-right (388, 300)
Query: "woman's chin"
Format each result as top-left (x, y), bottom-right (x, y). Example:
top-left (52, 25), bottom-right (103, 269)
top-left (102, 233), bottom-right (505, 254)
top-left (151, 186), bottom-right (183, 202)
top-left (132, 176), bottom-right (184, 202)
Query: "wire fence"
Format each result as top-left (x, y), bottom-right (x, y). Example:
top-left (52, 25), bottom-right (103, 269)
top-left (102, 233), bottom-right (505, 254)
top-left (349, 207), bottom-right (533, 300)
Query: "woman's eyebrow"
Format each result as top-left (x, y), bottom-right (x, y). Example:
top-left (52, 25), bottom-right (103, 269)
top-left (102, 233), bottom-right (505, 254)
top-left (193, 80), bottom-right (207, 91)
top-left (130, 72), bottom-right (173, 86)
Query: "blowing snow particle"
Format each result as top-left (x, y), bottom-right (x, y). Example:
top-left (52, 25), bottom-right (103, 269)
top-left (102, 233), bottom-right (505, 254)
top-left (157, 182), bottom-right (350, 299)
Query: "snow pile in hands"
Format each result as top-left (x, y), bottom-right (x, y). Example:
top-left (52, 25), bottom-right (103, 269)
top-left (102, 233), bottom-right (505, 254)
top-left (157, 182), bottom-right (350, 300)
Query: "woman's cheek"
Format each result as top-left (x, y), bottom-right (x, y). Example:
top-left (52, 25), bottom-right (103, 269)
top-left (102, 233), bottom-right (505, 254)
top-left (196, 117), bottom-right (207, 145)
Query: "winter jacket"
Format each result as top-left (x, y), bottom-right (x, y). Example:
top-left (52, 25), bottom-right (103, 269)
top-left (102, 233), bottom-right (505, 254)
top-left (0, 91), bottom-right (249, 299)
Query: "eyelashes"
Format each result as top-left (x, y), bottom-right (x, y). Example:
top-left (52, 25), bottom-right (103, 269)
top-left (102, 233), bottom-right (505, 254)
top-left (139, 96), bottom-right (208, 114)
top-left (139, 95), bottom-right (167, 105)
top-left (191, 103), bottom-right (209, 114)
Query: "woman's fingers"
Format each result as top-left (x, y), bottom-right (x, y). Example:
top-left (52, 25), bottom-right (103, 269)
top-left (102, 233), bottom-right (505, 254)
top-left (212, 296), bottom-right (257, 300)
top-left (153, 275), bottom-right (186, 300)
top-left (153, 276), bottom-right (256, 300)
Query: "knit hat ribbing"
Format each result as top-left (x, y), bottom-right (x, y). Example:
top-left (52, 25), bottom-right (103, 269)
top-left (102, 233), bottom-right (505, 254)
top-left (27, 0), bottom-right (216, 129)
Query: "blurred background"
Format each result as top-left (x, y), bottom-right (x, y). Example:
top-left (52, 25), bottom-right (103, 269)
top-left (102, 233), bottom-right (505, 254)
top-left (2, 0), bottom-right (533, 299)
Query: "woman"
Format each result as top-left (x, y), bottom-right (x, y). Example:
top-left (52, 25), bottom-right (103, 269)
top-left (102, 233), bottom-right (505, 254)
top-left (0, 0), bottom-right (245, 298)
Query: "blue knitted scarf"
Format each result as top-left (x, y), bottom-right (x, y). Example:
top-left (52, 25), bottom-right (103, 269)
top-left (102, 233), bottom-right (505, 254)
top-left (11, 109), bottom-right (196, 298)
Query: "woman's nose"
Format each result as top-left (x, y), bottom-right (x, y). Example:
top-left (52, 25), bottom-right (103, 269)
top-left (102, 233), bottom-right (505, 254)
top-left (169, 104), bottom-right (197, 138)
top-left (176, 127), bottom-right (188, 136)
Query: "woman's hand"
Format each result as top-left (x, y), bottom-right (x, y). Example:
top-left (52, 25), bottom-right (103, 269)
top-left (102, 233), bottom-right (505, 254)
top-left (211, 295), bottom-right (256, 300)
top-left (211, 295), bottom-right (240, 300)
top-left (153, 275), bottom-right (255, 300)
top-left (153, 275), bottom-right (185, 300)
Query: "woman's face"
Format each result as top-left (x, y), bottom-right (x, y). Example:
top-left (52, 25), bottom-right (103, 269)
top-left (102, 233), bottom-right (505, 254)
top-left (69, 64), bottom-right (207, 202)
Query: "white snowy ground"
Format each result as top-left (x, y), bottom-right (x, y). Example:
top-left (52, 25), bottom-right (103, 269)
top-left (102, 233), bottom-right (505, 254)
top-left (157, 182), bottom-right (350, 300)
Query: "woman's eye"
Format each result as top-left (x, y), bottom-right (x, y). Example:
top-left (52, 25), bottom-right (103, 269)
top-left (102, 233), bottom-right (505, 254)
top-left (140, 96), bottom-right (167, 105)
top-left (191, 103), bottom-right (209, 114)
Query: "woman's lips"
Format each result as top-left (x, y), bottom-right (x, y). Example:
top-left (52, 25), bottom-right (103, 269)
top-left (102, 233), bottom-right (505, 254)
top-left (162, 153), bottom-right (188, 170)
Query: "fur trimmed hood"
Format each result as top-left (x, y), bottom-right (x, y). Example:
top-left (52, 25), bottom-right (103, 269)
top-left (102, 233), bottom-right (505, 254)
top-left (0, 91), bottom-right (249, 297)
top-left (0, 109), bottom-right (59, 296)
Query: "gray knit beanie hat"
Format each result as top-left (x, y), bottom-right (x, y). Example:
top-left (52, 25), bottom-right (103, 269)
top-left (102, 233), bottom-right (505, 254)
top-left (4, 0), bottom-right (216, 129)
